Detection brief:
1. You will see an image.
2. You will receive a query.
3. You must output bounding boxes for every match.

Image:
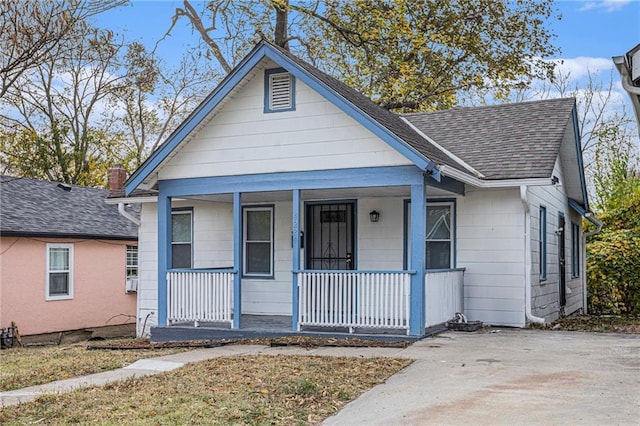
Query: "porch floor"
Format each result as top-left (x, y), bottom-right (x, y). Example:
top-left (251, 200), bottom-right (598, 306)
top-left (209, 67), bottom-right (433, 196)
top-left (151, 315), bottom-right (444, 343)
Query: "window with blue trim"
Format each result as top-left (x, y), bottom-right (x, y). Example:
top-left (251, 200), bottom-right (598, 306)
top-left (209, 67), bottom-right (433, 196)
top-left (243, 206), bottom-right (274, 277)
top-left (171, 210), bottom-right (192, 268)
top-left (426, 202), bottom-right (453, 269)
top-left (571, 222), bottom-right (580, 277)
top-left (539, 206), bottom-right (547, 280)
top-left (264, 68), bottom-right (295, 113)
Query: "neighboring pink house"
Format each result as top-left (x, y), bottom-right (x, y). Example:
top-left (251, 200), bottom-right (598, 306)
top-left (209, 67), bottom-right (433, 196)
top-left (0, 175), bottom-right (138, 337)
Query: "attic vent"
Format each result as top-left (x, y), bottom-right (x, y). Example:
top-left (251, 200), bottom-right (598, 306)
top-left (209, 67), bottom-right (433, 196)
top-left (265, 69), bottom-right (295, 113)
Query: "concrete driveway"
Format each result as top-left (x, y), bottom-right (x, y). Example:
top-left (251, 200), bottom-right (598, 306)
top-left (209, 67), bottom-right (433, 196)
top-left (324, 329), bottom-right (640, 425)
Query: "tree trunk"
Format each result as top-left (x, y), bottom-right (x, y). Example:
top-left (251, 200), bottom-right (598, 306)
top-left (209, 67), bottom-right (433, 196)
top-left (273, 0), bottom-right (289, 50)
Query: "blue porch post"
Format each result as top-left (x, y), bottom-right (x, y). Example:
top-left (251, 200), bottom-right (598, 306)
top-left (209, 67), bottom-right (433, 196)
top-left (157, 194), bottom-right (172, 326)
top-left (291, 189), bottom-right (301, 330)
top-left (233, 192), bottom-right (242, 329)
top-left (409, 181), bottom-right (426, 335)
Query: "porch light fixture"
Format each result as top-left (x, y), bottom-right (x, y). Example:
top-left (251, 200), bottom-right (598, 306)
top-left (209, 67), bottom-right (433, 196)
top-left (369, 210), bottom-right (380, 222)
top-left (551, 175), bottom-right (560, 185)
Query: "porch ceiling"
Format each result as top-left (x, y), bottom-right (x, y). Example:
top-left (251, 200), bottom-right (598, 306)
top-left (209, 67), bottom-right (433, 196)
top-left (177, 185), bottom-right (454, 203)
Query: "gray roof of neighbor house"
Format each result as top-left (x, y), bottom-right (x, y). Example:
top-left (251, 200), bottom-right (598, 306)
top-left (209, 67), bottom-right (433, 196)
top-left (0, 176), bottom-right (139, 240)
top-left (402, 98), bottom-right (577, 180)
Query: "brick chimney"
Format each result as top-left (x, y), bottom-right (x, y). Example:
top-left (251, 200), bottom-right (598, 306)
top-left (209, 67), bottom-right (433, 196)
top-left (108, 164), bottom-right (127, 195)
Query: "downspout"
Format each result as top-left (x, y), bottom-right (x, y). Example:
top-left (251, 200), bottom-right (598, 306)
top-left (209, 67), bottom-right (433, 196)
top-left (581, 212), bottom-right (603, 314)
top-left (118, 203), bottom-right (141, 226)
top-left (520, 185), bottom-right (545, 324)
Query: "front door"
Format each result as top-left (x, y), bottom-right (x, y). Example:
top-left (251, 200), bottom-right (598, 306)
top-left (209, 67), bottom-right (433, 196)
top-left (305, 202), bottom-right (355, 270)
top-left (558, 213), bottom-right (566, 308)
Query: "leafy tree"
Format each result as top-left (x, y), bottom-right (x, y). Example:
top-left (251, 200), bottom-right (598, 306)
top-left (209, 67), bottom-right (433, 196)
top-left (113, 45), bottom-right (219, 168)
top-left (167, 0), bottom-right (560, 111)
top-left (0, 20), bottom-right (132, 186)
top-left (0, 4), bottom-right (216, 186)
top-left (0, 0), bottom-right (125, 99)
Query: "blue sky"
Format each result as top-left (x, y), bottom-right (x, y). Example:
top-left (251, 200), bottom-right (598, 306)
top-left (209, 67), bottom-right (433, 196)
top-left (97, 0), bottom-right (640, 65)
top-left (95, 0), bottom-right (640, 137)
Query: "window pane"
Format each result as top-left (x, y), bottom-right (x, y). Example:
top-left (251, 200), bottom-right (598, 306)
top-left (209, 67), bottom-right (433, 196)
top-left (49, 272), bottom-right (69, 295)
top-left (49, 248), bottom-right (69, 271)
top-left (172, 244), bottom-right (191, 269)
top-left (247, 210), bottom-right (271, 241)
top-left (427, 206), bottom-right (451, 240)
top-left (172, 213), bottom-right (191, 243)
top-left (246, 242), bottom-right (271, 274)
top-left (426, 241), bottom-right (451, 269)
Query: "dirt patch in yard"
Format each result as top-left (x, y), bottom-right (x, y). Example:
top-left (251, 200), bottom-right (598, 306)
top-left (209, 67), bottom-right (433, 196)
top-left (88, 335), bottom-right (413, 350)
top-left (539, 315), bottom-right (640, 333)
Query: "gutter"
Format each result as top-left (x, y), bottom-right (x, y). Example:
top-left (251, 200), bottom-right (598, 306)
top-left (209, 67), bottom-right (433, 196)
top-left (118, 203), bottom-right (141, 226)
top-left (440, 164), bottom-right (552, 188)
top-left (520, 185), bottom-right (545, 324)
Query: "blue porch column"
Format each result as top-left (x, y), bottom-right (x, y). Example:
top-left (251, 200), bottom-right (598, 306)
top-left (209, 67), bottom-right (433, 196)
top-left (233, 192), bottom-right (242, 329)
top-left (157, 194), bottom-right (172, 326)
top-left (409, 181), bottom-right (426, 335)
top-left (291, 189), bottom-right (301, 330)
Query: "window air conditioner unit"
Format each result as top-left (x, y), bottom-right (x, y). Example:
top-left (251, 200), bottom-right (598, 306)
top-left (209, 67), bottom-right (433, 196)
top-left (126, 278), bottom-right (138, 293)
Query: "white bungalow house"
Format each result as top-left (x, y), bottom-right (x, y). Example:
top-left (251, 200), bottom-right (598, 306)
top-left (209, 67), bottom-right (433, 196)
top-left (109, 41), bottom-right (599, 339)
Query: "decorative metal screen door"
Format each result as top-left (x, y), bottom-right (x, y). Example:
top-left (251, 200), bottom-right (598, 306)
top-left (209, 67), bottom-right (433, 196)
top-left (305, 203), bottom-right (355, 270)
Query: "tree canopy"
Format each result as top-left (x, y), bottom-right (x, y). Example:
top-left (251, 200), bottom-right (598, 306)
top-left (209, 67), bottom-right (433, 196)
top-left (169, 0), bottom-right (561, 111)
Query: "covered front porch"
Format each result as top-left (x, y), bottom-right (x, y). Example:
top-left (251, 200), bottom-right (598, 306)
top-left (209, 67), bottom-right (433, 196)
top-left (152, 166), bottom-right (465, 338)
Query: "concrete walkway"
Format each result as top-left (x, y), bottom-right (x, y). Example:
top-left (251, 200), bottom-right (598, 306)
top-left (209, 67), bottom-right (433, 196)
top-left (2, 330), bottom-right (639, 425)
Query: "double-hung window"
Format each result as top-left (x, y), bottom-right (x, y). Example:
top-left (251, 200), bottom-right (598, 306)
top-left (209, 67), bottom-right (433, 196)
top-left (426, 202), bottom-right (454, 269)
top-left (539, 206), bottom-right (547, 280)
top-left (243, 206), bottom-right (274, 277)
top-left (126, 245), bottom-right (138, 279)
top-left (46, 243), bottom-right (73, 300)
top-left (171, 210), bottom-right (192, 269)
top-left (571, 222), bottom-right (580, 277)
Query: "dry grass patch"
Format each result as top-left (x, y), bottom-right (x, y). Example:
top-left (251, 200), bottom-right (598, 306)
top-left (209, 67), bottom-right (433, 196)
top-left (548, 315), bottom-right (640, 333)
top-left (0, 355), bottom-right (411, 425)
top-left (0, 340), bottom-right (187, 391)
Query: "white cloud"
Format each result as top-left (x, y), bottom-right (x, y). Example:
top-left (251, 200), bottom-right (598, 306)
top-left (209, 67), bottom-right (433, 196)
top-left (549, 57), bottom-right (614, 80)
top-left (579, 0), bottom-right (632, 12)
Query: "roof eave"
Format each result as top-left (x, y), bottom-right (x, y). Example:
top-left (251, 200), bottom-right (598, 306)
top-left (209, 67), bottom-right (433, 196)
top-left (125, 42), bottom-right (439, 195)
top-left (0, 231), bottom-right (138, 241)
top-left (439, 164), bottom-right (552, 188)
top-left (613, 54), bottom-right (640, 137)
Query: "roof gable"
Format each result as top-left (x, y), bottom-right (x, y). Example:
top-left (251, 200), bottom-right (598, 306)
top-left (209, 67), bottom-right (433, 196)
top-left (126, 41), bottom-right (447, 195)
top-left (1, 176), bottom-right (139, 239)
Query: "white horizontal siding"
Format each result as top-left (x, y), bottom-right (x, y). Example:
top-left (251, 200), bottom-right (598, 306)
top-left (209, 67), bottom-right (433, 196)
top-left (137, 203), bottom-right (158, 336)
top-left (357, 197), bottom-right (405, 270)
top-left (528, 158), bottom-right (585, 321)
top-left (456, 188), bottom-right (526, 327)
top-left (158, 67), bottom-right (411, 180)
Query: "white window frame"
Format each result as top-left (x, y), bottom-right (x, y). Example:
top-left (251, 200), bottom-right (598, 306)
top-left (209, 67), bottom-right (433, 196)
top-left (425, 201), bottom-right (455, 270)
top-left (243, 205), bottom-right (274, 277)
top-left (126, 245), bottom-right (138, 278)
top-left (46, 243), bottom-right (74, 301)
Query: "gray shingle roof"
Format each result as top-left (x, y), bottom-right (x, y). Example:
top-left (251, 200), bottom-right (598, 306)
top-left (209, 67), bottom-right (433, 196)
top-left (1, 176), bottom-right (139, 239)
top-left (402, 98), bottom-right (576, 180)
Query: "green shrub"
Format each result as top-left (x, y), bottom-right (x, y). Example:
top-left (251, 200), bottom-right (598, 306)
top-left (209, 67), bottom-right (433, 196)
top-left (587, 230), bottom-right (640, 316)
